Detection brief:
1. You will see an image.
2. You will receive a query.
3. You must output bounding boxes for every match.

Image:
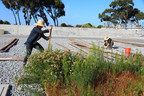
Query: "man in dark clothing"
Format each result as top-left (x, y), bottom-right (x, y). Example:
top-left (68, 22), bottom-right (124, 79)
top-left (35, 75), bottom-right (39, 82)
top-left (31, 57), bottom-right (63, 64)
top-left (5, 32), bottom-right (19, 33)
top-left (23, 20), bottom-right (52, 65)
top-left (103, 36), bottom-right (114, 49)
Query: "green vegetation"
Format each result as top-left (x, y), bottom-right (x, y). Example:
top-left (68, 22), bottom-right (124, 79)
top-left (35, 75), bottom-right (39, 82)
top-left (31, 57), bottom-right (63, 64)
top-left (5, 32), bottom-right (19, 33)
top-left (67, 25), bottom-right (73, 27)
top-left (81, 23), bottom-right (95, 28)
top-left (60, 23), bottom-right (96, 28)
top-left (0, 20), bottom-right (10, 24)
top-left (136, 25), bottom-right (141, 27)
top-left (97, 25), bottom-right (103, 28)
top-left (99, 0), bottom-right (144, 26)
top-left (60, 23), bottom-right (73, 27)
top-left (60, 23), bottom-right (67, 27)
top-left (75, 25), bottom-right (82, 27)
top-left (2, 0), bottom-right (65, 26)
top-left (15, 44), bottom-right (144, 96)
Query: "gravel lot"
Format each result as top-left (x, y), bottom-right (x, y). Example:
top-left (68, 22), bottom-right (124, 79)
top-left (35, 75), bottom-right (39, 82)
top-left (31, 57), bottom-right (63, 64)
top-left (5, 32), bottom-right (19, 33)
top-left (0, 34), bottom-right (144, 96)
top-left (0, 35), bottom-right (87, 96)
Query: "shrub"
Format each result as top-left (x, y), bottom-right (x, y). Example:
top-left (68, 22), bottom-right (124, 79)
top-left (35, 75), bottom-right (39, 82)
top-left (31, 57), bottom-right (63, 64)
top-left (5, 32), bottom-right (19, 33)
top-left (0, 20), bottom-right (4, 24)
top-left (0, 20), bottom-right (10, 24)
top-left (97, 25), bottom-right (103, 28)
top-left (16, 49), bottom-right (85, 95)
top-left (4, 21), bottom-right (10, 24)
top-left (81, 23), bottom-right (95, 28)
top-left (67, 25), bottom-right (73, 27)
top-left (60, 23), bottom-right (67, 27)
top-left (76, 25), bottom-right (82, 27)
top-left (16, 44), bottom-right (144, 96)
top-left (136, 25), bottom-right (141, 27)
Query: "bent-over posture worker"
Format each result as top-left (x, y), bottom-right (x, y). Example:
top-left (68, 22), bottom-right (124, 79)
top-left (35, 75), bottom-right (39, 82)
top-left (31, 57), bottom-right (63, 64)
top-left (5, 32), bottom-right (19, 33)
top-left (103, 36), bottom-right (114, 49)
top-left (23, 20), bottom-right (52, 65)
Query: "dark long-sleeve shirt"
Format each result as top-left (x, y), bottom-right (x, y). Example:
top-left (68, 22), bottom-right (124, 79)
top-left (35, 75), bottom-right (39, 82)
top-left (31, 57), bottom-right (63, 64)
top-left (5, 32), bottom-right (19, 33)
top-left (26, 27), bottom-right (49, 44)
top-left (104, 38), bottom-right (112, 44)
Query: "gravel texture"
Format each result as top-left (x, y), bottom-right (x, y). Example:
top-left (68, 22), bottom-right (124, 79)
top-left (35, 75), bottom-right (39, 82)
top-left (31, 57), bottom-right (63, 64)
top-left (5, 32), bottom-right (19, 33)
top-left (0, 35), bottom-right (83, 96)
top-left (0, 34), bottom-right (144, 96)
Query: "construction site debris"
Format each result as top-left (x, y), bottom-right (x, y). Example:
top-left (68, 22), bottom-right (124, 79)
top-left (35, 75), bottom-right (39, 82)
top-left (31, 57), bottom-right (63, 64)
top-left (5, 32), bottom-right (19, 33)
top-left (0, 57), bottom-right (24, 61)
top-left (113, 39), bottom-right (144, 47)
top-left (0, 38), bottom-right (19, 52)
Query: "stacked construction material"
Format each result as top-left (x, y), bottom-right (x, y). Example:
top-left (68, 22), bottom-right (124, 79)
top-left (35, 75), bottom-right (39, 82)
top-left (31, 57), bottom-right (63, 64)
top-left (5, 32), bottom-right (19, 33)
top-left (0, 38), bottom-right (24, 61)
top-left (56, 38), bottom-right (144, 63)
top-left (0, 38), bottom-right (19, 52)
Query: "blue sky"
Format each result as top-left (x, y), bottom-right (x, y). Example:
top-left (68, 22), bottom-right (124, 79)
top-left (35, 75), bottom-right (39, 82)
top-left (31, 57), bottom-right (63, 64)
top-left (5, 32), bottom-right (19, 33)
top-left (0, 0), bottom-right (144, 26)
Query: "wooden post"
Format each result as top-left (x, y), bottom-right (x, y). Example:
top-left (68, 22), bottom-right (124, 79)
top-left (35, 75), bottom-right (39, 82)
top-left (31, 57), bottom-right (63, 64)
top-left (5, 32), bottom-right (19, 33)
top-left (113, 39), bottom-right (144, 47)
top-left (0, 57), bottom-right (24, 61)
top-left (48, 25), bottom-right (53, 50)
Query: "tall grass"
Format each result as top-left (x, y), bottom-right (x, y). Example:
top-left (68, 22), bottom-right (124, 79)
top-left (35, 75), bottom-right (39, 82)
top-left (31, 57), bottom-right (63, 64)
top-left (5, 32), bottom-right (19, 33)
top-left (16, 44), bottom-right (144, 96)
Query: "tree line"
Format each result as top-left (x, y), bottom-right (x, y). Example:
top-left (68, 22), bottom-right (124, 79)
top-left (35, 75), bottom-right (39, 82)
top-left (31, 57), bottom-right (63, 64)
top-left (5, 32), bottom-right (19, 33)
top-left (0, 20), bottom-right (10, 24)
top-left (2, 0), bottom-right (65, 26)
top-left (2, 0), bottom-right (144, 27)
top-left (99, 0), bottom-right (144, 27)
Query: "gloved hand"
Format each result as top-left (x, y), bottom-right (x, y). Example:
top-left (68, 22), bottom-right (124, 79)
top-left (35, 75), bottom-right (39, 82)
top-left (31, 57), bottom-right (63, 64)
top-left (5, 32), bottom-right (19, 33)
top-left (46, 36), bottom-right (51, 40)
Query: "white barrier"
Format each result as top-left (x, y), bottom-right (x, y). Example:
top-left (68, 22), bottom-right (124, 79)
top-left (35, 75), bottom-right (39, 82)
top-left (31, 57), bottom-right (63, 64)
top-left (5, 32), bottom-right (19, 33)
top-left (0, 29), bottom-right (4, 35)
top-left (0, 24), bottom-right (143, 39)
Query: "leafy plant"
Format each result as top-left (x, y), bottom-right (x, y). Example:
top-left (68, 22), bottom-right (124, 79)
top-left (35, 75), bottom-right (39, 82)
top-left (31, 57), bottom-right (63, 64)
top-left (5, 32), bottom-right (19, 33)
top-left (97, 25), bottom-right (103, 28)
top-left (67, 25), bottom-right (73, 27)
top-left (61, 23), bottom-right (67, 27)
top-left (81, 23), bottom-right (95, 28)
top-left (75, 25), bottom-right (82, 27)
top-left (16, 44), bottom-right (144, 96)
top-left (0, 20), bottom-right (10, 24)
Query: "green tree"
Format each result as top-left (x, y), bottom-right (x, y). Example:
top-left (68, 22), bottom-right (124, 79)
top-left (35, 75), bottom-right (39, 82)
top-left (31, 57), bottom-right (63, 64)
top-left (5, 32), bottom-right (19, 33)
top-left (61, 23), bottom-right (67, 27)
top-left (15, 2), bottom-right (21, 25)
top-left (16, 0), bottom-right (46, 25)
top-left (15, 0), bottom-right (65, 26)
top-left (82, 23), bottom-right (95, 28)
top-left (2, 0), bottom-right (22, 25)
top-left (99, 0), bottom-right (144, 27)
top-left (0, 20), bottom-right (10, 24)
top-left (135, 11), bottom-right (144, 25)
top-left (0, 20), bottom-right (4, 24)
top-left (37, 8), bottom-right (49, 26)
top-left (76, 25), bottom-right (82, 27)
top-left (44, 0), bottom-right (65, 26)
top-left (97, 25), bottom-right (103, 28)
top-left (4, 21), bottom-right (10, 24)
top-left (2, 0), bottom-right (18, 25)
top-left (2, 0), bottom-right (65, 26)
top-left (19, 0), bottom-right (40, 25)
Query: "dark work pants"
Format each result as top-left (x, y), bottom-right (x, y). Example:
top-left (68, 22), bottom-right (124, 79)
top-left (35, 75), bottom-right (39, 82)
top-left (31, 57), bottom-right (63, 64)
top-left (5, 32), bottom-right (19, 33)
top-left (23, 42), bottom-right (44, 64)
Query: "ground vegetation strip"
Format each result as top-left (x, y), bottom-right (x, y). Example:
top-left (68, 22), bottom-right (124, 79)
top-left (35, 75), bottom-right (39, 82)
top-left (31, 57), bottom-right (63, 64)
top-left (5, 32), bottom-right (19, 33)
top-left (15, 44), bottom-right (144, 96)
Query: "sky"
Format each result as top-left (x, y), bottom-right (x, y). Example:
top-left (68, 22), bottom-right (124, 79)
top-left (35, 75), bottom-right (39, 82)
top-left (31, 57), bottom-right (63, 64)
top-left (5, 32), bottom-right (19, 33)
top-left (0, 0), bottom-right (144, 27)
